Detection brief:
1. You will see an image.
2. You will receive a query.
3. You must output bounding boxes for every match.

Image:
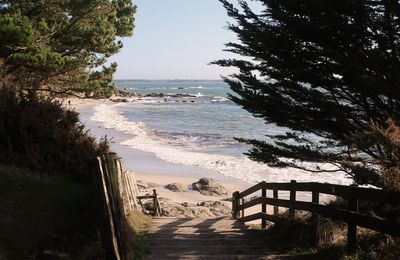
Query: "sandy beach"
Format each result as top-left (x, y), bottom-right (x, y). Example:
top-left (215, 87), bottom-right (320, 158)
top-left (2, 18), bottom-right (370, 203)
top-left (69, 97), bottom-right (254, 217)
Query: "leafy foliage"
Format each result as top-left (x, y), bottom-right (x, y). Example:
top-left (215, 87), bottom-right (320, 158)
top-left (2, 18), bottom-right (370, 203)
top-left (216, 0), bottom-right (400, 189)
top-left (0, 89), bottom-right (110, 181)
top-left (0, 0), bottom-right (136, 98)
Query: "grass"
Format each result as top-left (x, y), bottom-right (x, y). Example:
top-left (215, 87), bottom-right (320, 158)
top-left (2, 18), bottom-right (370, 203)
top-left (122, 210), bottom-right (151, 259)
top-left (262, 212), bottom-right (400, 260)
top-left (0, 165), bottom-right (104, 259)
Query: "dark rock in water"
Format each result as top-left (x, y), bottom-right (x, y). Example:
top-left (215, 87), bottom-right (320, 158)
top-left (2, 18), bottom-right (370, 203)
top-left (192, 178), bottom-right (228, 196)
top-left (165, 183), bottom-right (187, 192)
top-left (178, 87), bottom-right (184, 89)
top-left (114, 88), bottom-right (138, 97)
top-left (145, 92), bottom-right (165, 97)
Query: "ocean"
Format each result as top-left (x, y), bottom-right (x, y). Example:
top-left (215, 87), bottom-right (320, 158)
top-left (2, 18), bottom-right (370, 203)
top-left (90, 80), bottom-right (350, 185)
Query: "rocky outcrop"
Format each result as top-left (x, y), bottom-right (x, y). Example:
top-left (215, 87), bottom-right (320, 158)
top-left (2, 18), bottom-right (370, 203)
top-left (165, 183), bottom-right (187, 192)
top-left (144, 93), bottom-right (196, 98)
top-left (197, 201), bottom-right (231, 216)
top-left (192, 178), bottom-right (228, 196)
top-left (114, 88), bottom-right (138, 97)
top-left (159, 200), bottom-right (230, 218)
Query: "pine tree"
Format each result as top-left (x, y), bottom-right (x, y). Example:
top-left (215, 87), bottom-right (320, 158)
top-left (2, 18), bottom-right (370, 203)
top-left (0, 0), bottom-right (136, 98)
top-left (216, 0), bottom-right (400, 189)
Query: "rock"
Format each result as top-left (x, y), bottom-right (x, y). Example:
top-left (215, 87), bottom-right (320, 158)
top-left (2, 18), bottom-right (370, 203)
top-left (165, 183), bottom-right (187, 192)
top-left (157, 200), bottom-right (230, 217)
top-left (114, 88), bottom-right (138, 97)
top-left (109, 98), bottom-right (128, 102)
top-left (197, 201), bottom-right (231, 216)
top-left (137, 180), bottom-right (149, 189)
top-left (160, 202), bottom-right (214, 218)
top-left (192, 178), bottom-right (228, 196)
top-left (145, 92), bottom-right (164, 97)
top-left (181, 202), bottom-right (196, 207)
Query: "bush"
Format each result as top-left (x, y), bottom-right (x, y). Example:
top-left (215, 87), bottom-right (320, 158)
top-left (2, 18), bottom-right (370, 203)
top-left (0, 89), bottom-right (109, 181)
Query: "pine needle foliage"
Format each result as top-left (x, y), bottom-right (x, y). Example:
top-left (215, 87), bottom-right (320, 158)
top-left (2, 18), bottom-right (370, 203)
top-left (0, 0), bottom-right (136, 98)
top-left (216, 0), bottom-right (400, 189)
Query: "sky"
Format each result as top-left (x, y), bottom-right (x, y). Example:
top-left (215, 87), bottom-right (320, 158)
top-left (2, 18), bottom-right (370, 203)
top-left (110, 0), bottom-right (240, 80)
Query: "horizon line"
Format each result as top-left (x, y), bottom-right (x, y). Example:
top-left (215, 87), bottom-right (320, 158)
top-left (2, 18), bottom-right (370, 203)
top-left (114, 78), bottom-right (225, 81)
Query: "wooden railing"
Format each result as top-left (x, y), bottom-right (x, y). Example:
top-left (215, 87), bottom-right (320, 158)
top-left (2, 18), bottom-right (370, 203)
top-left (137, 189), bottom-right (162, 216)
top-left (232, 180), bottom-right (400, 251)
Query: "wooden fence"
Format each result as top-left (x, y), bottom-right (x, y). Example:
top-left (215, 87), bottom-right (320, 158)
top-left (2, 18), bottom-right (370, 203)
top-left (232, 180), bottom-right (400, 251)
top-left (92, 153), bottom-right (141, 260)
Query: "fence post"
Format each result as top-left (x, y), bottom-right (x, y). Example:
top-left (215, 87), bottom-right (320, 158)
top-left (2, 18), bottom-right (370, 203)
top-left (311, 190), bottom-right (320, 245)
top-left (241, 198), bottom-right (245, 218)
top-left (311, 190), bottom-right (320, 221)
top-left (261, 181), bottom-right (267, 229)
top-left (347, 197), bottom-right (359, 253)
top-left (289, 180), bottom-right (297, 220)
top-left (153, 189), bottom-right (160, 217)
top-left (232, 191), bottom-right (240, 220)
top-left (273, 189), bottom-right (279, 215)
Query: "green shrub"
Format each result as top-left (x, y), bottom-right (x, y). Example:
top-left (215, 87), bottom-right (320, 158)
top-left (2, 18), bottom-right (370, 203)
top-left (0, 89), bottom-right (109, 181)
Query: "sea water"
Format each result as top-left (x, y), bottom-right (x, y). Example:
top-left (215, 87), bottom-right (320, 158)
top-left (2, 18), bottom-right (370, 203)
top-left (91, 80), bottom-right (351, 185)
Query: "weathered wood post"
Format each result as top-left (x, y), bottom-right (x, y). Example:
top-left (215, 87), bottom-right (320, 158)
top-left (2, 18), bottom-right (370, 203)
top-left (347, 196), bottom-right (359, 252)
top-left (241, 198), bottom-right (245, 218)
top-left (273, 189), bottom-right (279, 215)
top-left (289, 180), bottom-right (297, 220)
top-left (232, 191), bottom-right (240, 220)
top-left (261, 181), bottom-right (267, 229)
top-left (153, 189), bottom-right (160, 217)
top-left (311, 190), bottom-right (320, 245)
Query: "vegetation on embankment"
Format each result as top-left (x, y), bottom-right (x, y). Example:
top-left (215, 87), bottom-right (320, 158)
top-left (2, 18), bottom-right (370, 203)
top-left (263, 207), bottom-right (400, 259)
top-left (0, 89), bottom-right (110, 181)
top-left (0, 165), bottom-right (104, 259)
top-left (123, 210), bottom-right (152, 259)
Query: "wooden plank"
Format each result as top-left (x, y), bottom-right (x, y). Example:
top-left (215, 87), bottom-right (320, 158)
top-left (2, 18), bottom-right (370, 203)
top-left (137, 195), bottom-right (156, 199)
top-left (236, 197), bottom-right (264, 211)
top-left (241, 198), bottom-right (245, 218)
top-left (96, 157), bottom-right (121, 260)
top-left (262, 182), bottom-right (400, 205)
top-left (289, 180), bottom-right (296, 219)
top-left (273, 190), bottom-right (279, 215)
top-left (291, 200), bottom-right (400, 237)
top-left (238, 182), bottom-right (264, 198)
top-left (239, 212), bottom-right (286, 223)
top-left (232, 191), bottom-right (240, 220)
top-left (311, 191), bottom-right (320, 246)
top-left (261, 188), bottom-right (267, 229)
top-left (127, 172), bottom-right (139, 209)
top-left (239, 212), bottom-right (263, 223)
top-left (347, 197), bottom-right (359, 253)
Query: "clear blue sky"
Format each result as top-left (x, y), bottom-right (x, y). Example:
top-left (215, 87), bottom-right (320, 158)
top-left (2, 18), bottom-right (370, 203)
top-left (110, 0), bottom-right (240, 80)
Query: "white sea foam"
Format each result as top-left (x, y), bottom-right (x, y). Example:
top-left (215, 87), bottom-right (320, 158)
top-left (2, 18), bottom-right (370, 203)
top-left (92, 104), bottom-right (351, 185)
top-left (212, 96), bottom-right (229, 103)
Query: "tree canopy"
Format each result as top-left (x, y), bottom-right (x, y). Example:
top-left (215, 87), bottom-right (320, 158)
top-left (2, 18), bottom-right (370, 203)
top-left (0, 0), bottom-right (136, 98)
top-left (216, 0), bottom-right (400, 189)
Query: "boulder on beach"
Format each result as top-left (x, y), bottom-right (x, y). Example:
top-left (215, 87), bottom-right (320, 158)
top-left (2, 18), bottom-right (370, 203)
top-left (137, 180), bottom-right (149, 190)
top-left (192, 178), bottom-right (228, 196)
top-left (197, 201), bottom-right (231, 216)
top-left (165, 183), bottom-right (187, 192)
top-left (159, 200), bottom-right (230, 218)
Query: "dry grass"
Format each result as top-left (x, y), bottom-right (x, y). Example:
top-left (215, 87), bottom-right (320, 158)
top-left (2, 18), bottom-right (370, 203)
top-left (122, 210), bottom-right (151, 260)
top-left (264, 202), bottom-right (400, 259)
